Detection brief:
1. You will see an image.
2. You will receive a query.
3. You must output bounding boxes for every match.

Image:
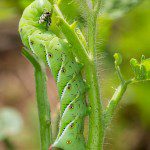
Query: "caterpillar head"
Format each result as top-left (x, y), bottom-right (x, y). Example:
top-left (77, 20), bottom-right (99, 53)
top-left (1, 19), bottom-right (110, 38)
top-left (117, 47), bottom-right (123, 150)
top-left (39, 11), bottom-right (52, 28)
top-left (37, 0), bottom-right (53, 29)
top-left (19, 0), bottom-right (52, 48)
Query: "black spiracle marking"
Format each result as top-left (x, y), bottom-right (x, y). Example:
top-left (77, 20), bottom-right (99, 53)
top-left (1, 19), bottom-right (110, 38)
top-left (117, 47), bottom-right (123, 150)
top-left (30, 41), bottom-right (34, 45)
top-left (69, 123), bottom-right (74, 128)
top-left (48, 53), bottom-right (53, 58)
top-left (66, 140), bottom-right (72, 144)
top-left (69, 104), bottom-right (74, 109)
top-left (67, 84), bottom-right (71, 90)
top-left (61, 67), bottom-right (66, 73)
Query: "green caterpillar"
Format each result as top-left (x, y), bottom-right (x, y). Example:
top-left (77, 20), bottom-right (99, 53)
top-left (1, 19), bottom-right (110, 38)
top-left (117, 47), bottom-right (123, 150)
top-left (19, 0), bottom-right (87, 149)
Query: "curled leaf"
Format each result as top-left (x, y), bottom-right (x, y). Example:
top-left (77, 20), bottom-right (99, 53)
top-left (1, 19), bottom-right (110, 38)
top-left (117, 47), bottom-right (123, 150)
top-left (130, 55), bottom-right (150, 80)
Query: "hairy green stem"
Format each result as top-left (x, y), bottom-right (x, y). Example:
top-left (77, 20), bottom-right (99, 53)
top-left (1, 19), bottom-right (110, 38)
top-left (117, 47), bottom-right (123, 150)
top-left (115, 65), bottom-right (125, 84)
top-left (87, 0), bottom-right (101, 55)
top-left (103, 63), bottom-right (131, 130)
top-left (35, 65), bottom-right (52, 150)
top-left (86, 60), bottom-right (104, 150)
top-left (101, 75), bottom-right (149, 131)
top-left (87, 11), bottom-right (96, 56)
top-left (86, 1), bottom-right (104, 149)
top-left (103, 82), bottom-right (129, 129)
top-left (22, 49), bottom-right (52, 150)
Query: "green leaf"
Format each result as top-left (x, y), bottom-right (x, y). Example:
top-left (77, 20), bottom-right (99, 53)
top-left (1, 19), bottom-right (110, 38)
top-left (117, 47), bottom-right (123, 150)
top-left (130, 55), bottom-right (150, 81)
top-left (0, 108), bottom-right (23, 141)
top-left (102, 0), bottom-right (142, 19)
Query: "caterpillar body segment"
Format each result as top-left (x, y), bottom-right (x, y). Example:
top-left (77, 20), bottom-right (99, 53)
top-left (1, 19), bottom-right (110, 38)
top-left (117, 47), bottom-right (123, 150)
top-left (19, 0), bottom-right (87, 149)
top-left (45, 37), bottom-right (87, 150)
top-left (53, 116), bottom-right (86, 150)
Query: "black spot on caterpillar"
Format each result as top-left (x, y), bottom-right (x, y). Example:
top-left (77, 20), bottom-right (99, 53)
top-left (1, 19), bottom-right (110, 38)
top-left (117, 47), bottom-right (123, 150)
top-left (19, 0), bottom-right (87, 149)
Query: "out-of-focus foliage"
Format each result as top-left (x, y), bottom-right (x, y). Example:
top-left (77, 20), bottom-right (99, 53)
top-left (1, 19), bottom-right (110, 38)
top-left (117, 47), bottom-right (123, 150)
top-left (109, 0), bottom-right (150, 58)
top-left (53, 0), bottom-right (143, 24)
top-left (0, 0), bottom-right (143, 22)
top-left (0, 0), bottom-right (16, 21)
top-left (130, 56), bottom-right (150, 80)
top-left (0, 0), bottom-right (34, 21)
top-left (0, 108), bottom-right (23, 140)
top-left (102, 0), bottom-right (142, 19)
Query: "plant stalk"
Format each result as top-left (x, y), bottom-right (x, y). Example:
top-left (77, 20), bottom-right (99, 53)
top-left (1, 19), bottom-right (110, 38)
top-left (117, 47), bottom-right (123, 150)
top-left (103, 82), bottom-right (129, 129)
top-left (86, 1), bottom-right (104, 149)
top-left (22, 49), bottom-right (52, 150)
top-left (86, 60), bottom-right (104, 150)
top-left (35, 66), bottom-right (52, 150)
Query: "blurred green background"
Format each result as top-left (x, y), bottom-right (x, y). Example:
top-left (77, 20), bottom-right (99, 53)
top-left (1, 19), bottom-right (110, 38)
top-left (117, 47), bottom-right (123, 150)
top-left (0, 0), bottom-right (150, 150)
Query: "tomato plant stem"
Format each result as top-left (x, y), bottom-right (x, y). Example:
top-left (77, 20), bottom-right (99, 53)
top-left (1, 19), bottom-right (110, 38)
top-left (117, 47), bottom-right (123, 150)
top-left (86, 61), bottom-right (104, 150)
top-left (22, 49), bottom-right (52, 150)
